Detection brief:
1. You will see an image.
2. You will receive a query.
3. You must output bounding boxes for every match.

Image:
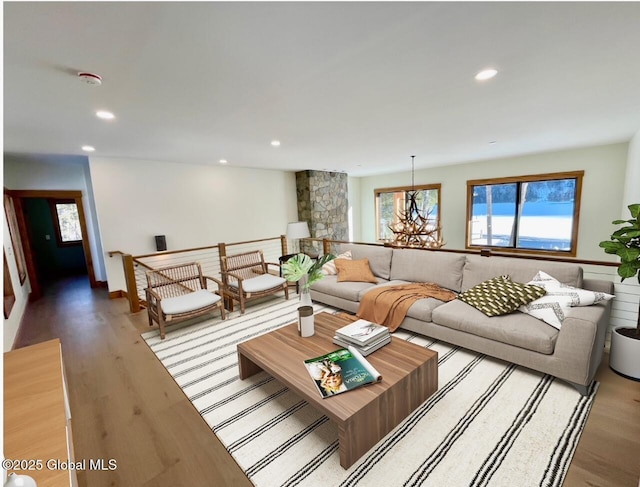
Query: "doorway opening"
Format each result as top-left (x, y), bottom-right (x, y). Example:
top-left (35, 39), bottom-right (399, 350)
top-left (6, 189), bottom-right (97, 301)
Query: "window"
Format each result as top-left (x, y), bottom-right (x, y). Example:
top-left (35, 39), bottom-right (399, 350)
top-left (466, 171), bottom-right (583, 256)
top-left (50, 199), bottom-right (83, 245)
top-left (375, 184), bottom-right (441, 243)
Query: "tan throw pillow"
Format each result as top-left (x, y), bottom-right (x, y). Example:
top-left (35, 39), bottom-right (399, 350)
top-left (335, 258), bottom-right (377, 283)
top-left (322, 250), bottom-right (352, 275)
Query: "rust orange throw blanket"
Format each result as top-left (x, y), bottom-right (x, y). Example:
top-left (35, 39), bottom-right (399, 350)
top-left (357, 283), bottom-right (457, 332)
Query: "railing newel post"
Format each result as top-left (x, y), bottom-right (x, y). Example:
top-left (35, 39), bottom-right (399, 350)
top-left (122, 253), bottom-right (141, 313)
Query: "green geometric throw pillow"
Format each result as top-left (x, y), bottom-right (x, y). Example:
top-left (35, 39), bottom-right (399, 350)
top-left (458, 276), bottom-right (546, 317)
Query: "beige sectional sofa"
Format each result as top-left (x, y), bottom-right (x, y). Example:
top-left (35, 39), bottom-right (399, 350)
top-left (310, 243), bottom-right (614, 395)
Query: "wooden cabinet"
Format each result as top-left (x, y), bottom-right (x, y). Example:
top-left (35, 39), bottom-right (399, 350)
top-left (4, 339), bottom-right (78, 487)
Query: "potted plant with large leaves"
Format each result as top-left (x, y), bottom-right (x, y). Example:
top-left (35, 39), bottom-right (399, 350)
top-left (281, 253), bottom-right (335, 306)
top-left (599, 203), bottom-right (640, 380)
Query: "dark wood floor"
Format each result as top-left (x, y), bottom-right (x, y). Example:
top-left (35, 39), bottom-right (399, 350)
top-left (10, 276), bottom-right (640, 487)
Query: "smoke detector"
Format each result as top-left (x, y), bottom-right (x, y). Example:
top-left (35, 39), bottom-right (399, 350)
top-left (78, 72), bottom-right (102, 85)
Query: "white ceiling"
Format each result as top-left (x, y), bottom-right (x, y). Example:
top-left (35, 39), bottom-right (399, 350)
top-left (4, 2), bottom-right (640, 177)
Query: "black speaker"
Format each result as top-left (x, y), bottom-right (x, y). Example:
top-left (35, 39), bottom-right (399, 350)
top-left (155, 235), bottom-right (167, 252)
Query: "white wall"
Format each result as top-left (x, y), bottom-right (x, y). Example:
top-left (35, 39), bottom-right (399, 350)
top-left (3, 154), bottom-right (106, 281)
top-left (357, 142), bottom-right (629, 261)
top-left (89, 157), bottom-right (298, 292)
top-left (622, 129), bottom-right (640, 212)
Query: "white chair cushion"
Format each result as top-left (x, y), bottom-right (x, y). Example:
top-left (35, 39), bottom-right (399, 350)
top-left (161, 289), bottom-right (221, 315)
top-left (230, 274), bottom-right (286, 293)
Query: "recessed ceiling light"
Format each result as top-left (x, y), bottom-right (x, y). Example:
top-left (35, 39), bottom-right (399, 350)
top-left (82, 145), bottom-right (95, 152)
top-left (219, 159), bottom-right (228, 164)
top-left (271, 140), bottom-right (281, 147)
top-left (96, 110), bottom-right (115, 120)
top-left (475, 68), bottom-right (498, 81)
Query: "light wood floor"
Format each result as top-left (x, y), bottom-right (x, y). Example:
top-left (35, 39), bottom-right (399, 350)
top-left (10, 276), bottom-right (640, 487)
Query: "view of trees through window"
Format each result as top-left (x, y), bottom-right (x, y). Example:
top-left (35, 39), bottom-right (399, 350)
top-left (468, 172), bottom-right (582, 254)
top-left (376, 185), bottom-right (440, 241)
top-left (55, 202), bottom-right (82, 243)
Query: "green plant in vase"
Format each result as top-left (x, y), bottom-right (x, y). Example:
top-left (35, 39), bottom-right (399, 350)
top-left (281, 253), bottom-right (336, 305)
top-left (599, 203), bottom-right (640, 380)
top-left (599, 203), bottom-right (640, 338)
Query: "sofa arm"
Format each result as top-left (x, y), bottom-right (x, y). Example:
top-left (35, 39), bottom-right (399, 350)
top-left (582, 278), bottom-right (615, 294)
top-left (553, 303), bottom-right (610, 385)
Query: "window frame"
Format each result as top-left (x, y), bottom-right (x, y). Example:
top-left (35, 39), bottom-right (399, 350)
top-left (374, 183), bottom-right (442, 244)
top-left (465, 171), bottom-right (583, 257)
top-left (49, 198), bottom-right (83, 247)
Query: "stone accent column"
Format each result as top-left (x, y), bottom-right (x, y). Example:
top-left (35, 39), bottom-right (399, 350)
top-left (295, 170), bottom-right (348, 253)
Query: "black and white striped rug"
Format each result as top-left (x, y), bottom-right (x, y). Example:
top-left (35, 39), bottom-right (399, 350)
top-left (142, 298), bottom-right (597, 487)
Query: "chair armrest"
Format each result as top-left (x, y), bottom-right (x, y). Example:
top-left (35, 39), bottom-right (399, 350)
top-left (145, 287), bottom-right (163, 314)
top-left (221, 270), bottom-right (244, 282)
top-left (203, 274), bottom-right (224, 290)
top-left (146, 287), bottom-right (162, 303)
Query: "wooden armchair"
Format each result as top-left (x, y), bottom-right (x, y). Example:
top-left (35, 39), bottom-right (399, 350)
top-left (221, 250), bottom-right (289, 314)
top-left (145, 262), bottom-right (225, 339)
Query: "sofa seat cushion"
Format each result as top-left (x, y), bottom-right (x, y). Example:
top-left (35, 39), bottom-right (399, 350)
top-left (432, 299), bottom-right (558, 354)
top-left (161, 289), bottom-right (221, 315)
top-left (229, 274), bottom-right (286, 293)
top-left (311, 275), bottom-right (386, 302)
top-left (356, 279), bottom-right (454, 323)
top-left (405, 297), bottom-right (450, 323)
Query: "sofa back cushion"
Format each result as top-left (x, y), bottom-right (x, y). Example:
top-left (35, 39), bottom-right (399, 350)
top-left (389, 249), bottom-right (466, 292)
top-left (339, 244), bottom-right (393, 280)
top-left (461, 254), bottom-right (583, 292)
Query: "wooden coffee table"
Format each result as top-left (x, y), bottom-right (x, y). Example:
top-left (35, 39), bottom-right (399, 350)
top-left (237, 312), bottom-right (438, 469)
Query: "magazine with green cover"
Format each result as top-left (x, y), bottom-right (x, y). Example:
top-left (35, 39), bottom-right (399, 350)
top-left (304, 346), bottom-right (382, 398)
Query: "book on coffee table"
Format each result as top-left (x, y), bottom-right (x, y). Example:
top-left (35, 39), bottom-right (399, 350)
top-left (304, 346), bottom-right (382, 398)
top-left (335, 319), bottom-right (389, 346)
top-left (333, 333), bottom-right (391, 356)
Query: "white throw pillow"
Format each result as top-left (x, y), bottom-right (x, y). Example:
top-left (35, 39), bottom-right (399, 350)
top-left (519, 294), bottom-right (573, 330)
top-left (518, 270), bottom-right (614, 329)
top-left (321, 250), bottom-right (352, 275)
top-left (527, 271), bottom-right (614, 306)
